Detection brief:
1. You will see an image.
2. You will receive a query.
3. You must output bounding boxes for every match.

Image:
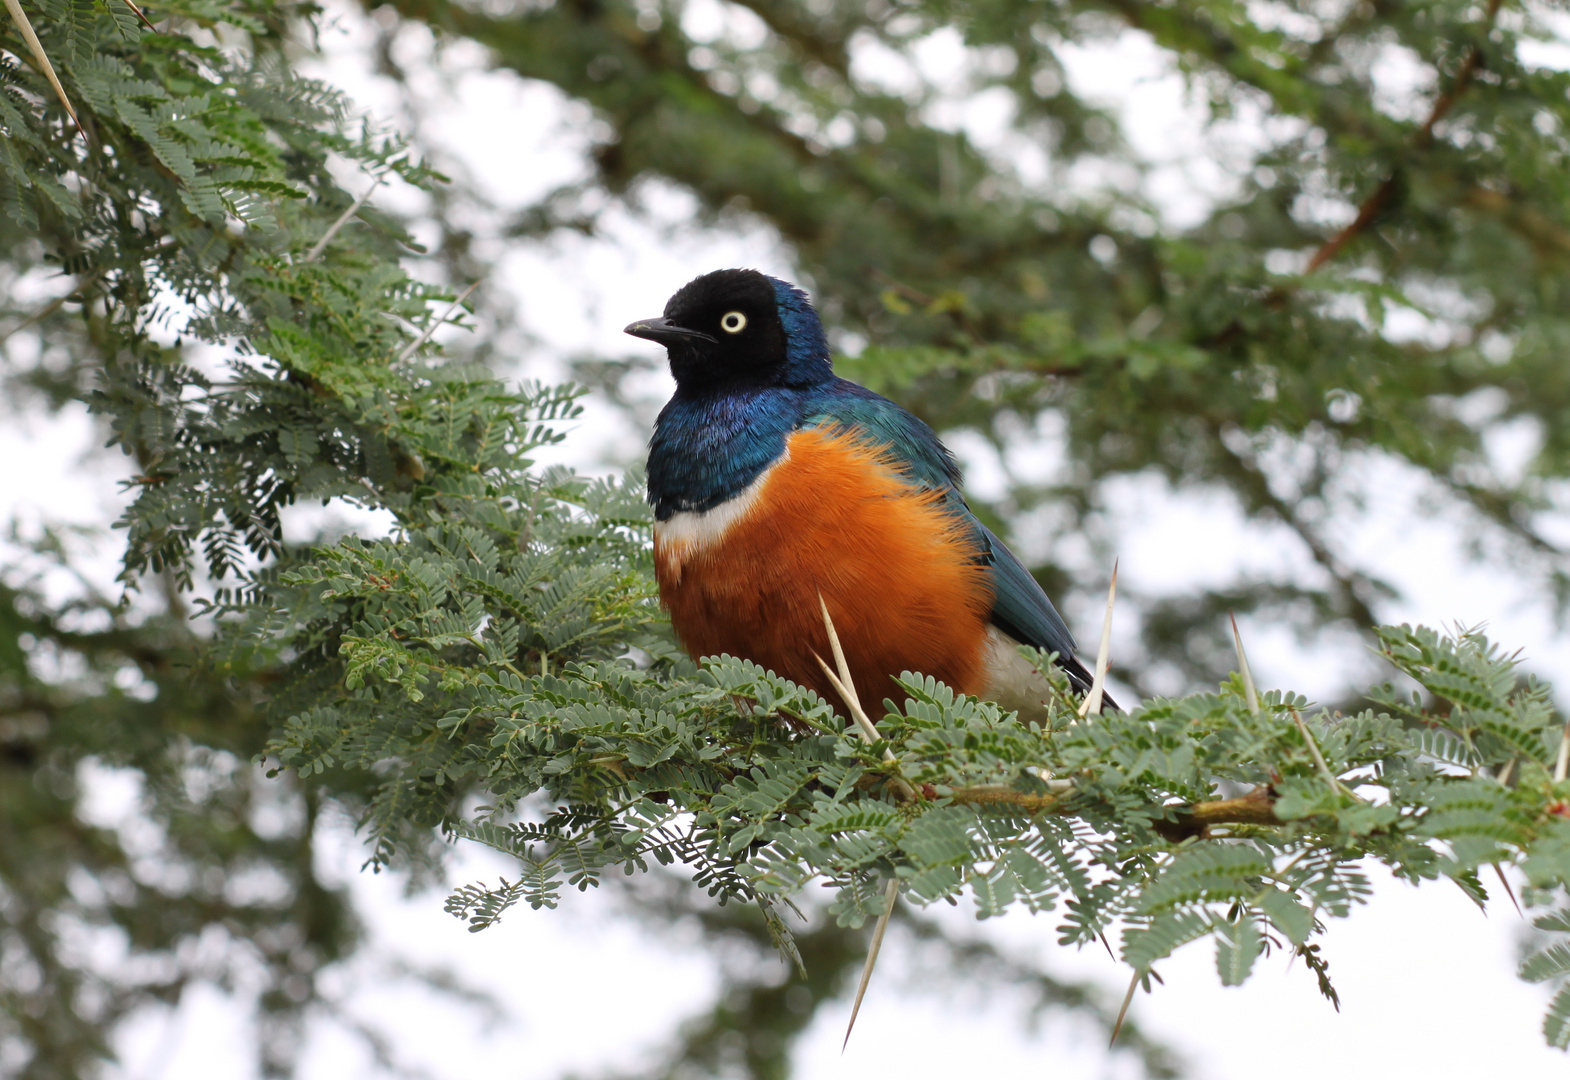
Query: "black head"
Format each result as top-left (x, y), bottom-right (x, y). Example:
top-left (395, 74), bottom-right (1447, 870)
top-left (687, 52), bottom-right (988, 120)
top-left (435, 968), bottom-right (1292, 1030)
top-left (624, 269), bottom-right (833, 390)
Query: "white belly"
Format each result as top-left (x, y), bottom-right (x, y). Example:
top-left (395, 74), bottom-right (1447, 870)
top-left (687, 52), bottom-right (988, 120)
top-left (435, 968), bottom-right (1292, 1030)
top-left (652, 451), bottom-right (786, 583)
top-left (982, 626), bottom-right (1056, 721)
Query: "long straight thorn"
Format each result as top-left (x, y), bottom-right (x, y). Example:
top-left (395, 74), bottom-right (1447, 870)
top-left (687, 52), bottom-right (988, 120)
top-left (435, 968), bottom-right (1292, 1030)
top-left (3, 0), bottom-right (83, 134)
top-left (843, 877), bottom-right (899, 1052)
top-left (812, 653), bottom-right (915, 800)
top-left (1292, 707), bottom-right (1343, 795)
top-left (819, 599), bottom-right (907, 1052)
top-left (1109, 969), bottom-right (1140, 1047)
top-left (819, 593), bottom-right (864, 718)
top-left (1555, 720), bottom-right (1570, 784)
top-left (814, 653), bottom-right (879, 747)
top-left (1079, 561), bottom-right (1118, 718)
top-left (1229, 612), bottom-right (1259, 715)
top-left (119, 0), bottom-right (158, 30)
top-left (306, 174), bottom-right (385, 261)
top-left (1493, 862), bottom-right (1523, 918)
top-left (396, 279), bottom-right (482, 362)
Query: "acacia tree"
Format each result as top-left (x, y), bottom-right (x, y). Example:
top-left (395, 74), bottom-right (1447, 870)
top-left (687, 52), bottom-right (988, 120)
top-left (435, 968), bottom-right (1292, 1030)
top-left (379, 0), bottom-right (1570, 688)
top-left (6, 0), bottom-right (1570, 1077)
top-left (0, 1), bottom-right (1175, 1076)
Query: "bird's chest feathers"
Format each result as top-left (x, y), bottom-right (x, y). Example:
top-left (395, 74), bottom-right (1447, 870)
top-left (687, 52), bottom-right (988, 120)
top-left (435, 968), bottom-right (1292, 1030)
top-left (647, 388), bottom-right (800, 518)
top-left (652, 449), bottom-right (787, 583)
top-left (652, 427), bottom-right (993, 708)
top-left (652, 427), bottom-right (972, 589)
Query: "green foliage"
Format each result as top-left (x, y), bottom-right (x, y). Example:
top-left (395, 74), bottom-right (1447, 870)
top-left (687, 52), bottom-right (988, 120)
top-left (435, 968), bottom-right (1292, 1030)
top-left (384, 0), bottom-right (1570, 693)
top-left (0, 0), bottom-right (503, 1073)
top-left (251, 409), bottom-right (1570, 1041)
top-left (13, 0), bottom-right (1570, 1074)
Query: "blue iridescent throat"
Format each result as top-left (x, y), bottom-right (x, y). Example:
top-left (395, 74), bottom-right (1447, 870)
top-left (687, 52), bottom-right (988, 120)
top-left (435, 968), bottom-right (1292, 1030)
top-left (647, 387), bottom-right (802, 519)
top-left (646, 277), bottom-right (833, 520)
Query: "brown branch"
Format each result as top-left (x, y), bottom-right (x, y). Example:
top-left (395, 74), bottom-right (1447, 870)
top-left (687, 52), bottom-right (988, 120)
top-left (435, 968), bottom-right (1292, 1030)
top-left (1173, 788), bottom-right (1281, 831)
top-left (726, 0), bottom-right (853, 77)
top-left (946, 784), bottom-right (1064, 813)
top-left (1305, 0), bottom-right (1503, 274)
top-left (945, 782), bottom-right (1281, 840)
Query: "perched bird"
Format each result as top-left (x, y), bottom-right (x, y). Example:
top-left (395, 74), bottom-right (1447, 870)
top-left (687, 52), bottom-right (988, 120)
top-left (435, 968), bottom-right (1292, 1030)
top-left (626, 268), bottom-right (1111, 717)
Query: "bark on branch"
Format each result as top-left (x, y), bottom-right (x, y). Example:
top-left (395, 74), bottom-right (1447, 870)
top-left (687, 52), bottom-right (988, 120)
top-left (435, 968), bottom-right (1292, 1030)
top-left (1304, 0), bottom-right (1504, 274)
top-left (944, 782), bottom-right (1281, 840)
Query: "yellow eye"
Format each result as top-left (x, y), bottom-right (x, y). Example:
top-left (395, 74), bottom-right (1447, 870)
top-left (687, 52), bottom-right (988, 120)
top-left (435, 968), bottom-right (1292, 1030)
top-left (720, 311), bottom-right (747, 334)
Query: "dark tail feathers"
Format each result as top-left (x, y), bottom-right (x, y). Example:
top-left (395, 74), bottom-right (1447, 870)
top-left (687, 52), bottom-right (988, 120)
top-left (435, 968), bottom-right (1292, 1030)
top-left (1060, 654), bottom-right (1120, 713)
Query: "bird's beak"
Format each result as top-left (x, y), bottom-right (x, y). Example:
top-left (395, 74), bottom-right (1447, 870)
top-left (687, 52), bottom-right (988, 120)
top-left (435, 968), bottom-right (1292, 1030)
top-left (623, 317), bottom-right (717, 347)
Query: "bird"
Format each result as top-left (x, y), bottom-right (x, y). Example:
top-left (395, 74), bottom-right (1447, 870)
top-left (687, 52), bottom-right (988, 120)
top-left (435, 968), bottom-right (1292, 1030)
top-left (625, 268), bottom-right (1112, 719)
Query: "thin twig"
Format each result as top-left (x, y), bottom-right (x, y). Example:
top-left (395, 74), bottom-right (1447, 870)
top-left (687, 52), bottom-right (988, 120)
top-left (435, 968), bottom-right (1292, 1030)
top-left (3, 0), bottom-right (83, 134)
top-left (941, 783), bottom-right (1284, 838)
top-left (1304, 0), bottom-right (1503, 273)
top-left (944, 784), bottom-right (1064, 813)
top-left (1230, 612), bottom-right (1260, 716)
top-left (0, 269), bottom-right (101, 347)
top-left (842, 876), bottom-right (899, 1052)
top-left (395, 279), bottom-right (482, 362)
top-left (813, 597), bottom-right (909, 1051)
top-left (305, 175), bottom-right (385, 261)
top-left (1078, 561), bottom-right (1118, 718)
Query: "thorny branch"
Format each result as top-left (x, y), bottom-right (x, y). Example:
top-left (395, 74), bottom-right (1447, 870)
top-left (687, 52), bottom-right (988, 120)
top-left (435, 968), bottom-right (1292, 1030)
top-left (940, 782), bottom-right (1281, 840)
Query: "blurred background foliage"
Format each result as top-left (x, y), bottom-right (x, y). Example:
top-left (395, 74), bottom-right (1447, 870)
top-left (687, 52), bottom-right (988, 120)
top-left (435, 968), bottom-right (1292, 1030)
top-left (5, 0), bottom-right (1570, 1075)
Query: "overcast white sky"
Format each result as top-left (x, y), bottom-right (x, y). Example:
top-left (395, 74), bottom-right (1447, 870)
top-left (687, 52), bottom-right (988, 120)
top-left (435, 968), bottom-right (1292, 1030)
top-left (7, 2), bottom-right (1570, 1077)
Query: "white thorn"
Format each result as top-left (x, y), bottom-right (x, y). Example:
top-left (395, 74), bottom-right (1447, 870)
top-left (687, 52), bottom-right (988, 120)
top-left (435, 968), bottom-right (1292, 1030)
top-left (1230, 612), bottom-right (1259, 716)
top-left (814, 600), bottom-right (915, 788)
top-left (305, 175), bottom-right (385, 262)
top-left (1079, 561), bottom-right (1118, 718)
top-left (396, 279), bottom-right (482, 362)
top-left (815, 653), bottom-right (880, 747)
top-left (843, 877), bottom-right (899, 1052)
top-left (819, 593), bottom-right (867, 720)
top-left (3, 0), bottom-right (82, 134)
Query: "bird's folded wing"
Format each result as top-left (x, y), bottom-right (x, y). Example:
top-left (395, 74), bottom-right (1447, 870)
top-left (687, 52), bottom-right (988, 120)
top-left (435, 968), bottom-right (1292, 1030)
top-left (801, 385), bottom-right (1083, 670)
top-left (972, 519), bottom-right (1078, 661)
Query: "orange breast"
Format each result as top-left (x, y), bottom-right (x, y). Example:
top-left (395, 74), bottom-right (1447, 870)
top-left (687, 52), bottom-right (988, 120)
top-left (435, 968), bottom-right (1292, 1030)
top-left (653, 426), bottom-right (993, 713)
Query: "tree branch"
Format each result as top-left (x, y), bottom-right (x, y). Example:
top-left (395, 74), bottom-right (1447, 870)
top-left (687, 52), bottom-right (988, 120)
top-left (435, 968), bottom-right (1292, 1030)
top-left (1210, 424), bottom-right (1389, 632)
top-left (1304, 0), bottom-right (1504, 273)
top-left (944, 783), bottom-right (1281, 839)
